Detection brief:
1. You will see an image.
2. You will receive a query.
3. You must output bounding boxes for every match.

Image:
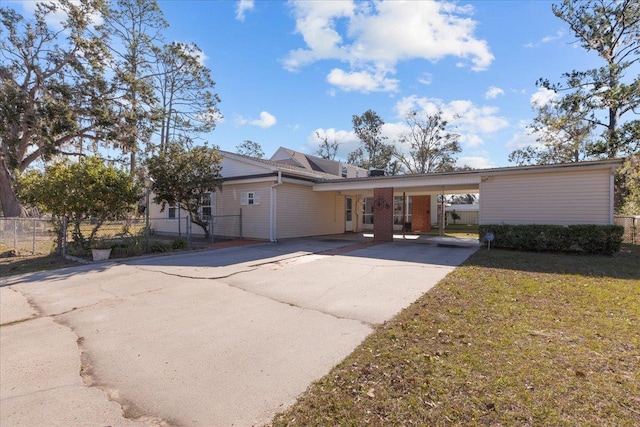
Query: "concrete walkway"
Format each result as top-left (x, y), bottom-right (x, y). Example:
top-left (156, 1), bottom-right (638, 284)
top-left (1, 237), bottom-right (477, 426)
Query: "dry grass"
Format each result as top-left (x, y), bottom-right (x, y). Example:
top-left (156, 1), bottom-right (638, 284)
top-left (0, 244), bottom-right (79, 277)
top-left (271, 245), bottom-right (640, 427)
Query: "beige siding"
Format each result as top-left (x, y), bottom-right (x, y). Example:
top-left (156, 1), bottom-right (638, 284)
top-left (480, 168), bottom-right (612, 225)
top-left (276, 183), bottom-right (345, 239)
top-left (220, 157), bottom-right (271, 178)
top-left (216, 183), bottom-right (271, 239)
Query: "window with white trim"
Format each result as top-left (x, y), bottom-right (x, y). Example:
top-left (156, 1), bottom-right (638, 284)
top-left (240, 191), bottom-right (260, 206)
top-left (201, 193), bottom-right (212, 220)
top-left (168, 206), bottom-right (177, 219)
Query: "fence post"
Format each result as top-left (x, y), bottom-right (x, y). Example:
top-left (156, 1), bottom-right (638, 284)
top-left (32, 218), bottom-right (37, 255)
top-left (13, 218), bottom-right (17, 249)
top-left (239, 208), bottom-right (243, 239)
top-left (60, 217), bottom-right (67, 258)
top-left (210, 217), bottom-right (214, 243)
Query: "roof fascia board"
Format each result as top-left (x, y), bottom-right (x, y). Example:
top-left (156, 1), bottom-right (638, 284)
top-left (281, 177), bottom-right (316, 186)
top-left (314, 174), bottom-right (482, 192)
top-left (221, 174), bottom-right (278, 185)
top-left (482, 158), bottom-right (624, 177)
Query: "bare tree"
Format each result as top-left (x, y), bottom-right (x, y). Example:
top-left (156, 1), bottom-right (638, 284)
top-left (236, 140), bottom-right (264, 158)
top-left (104, 0), bottom-right (167, 176)
top-left (154, 42), bottom-right (221, 153)
top-left (348, 109), bottom-right (396, 173)
top-left (397, 110), bottom-right (461, 174)
top-left (314, 131), bottom-right (340, 160)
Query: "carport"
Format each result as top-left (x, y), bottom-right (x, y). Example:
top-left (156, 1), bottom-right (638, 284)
top-left (313, 158), bottom-right (623, 242)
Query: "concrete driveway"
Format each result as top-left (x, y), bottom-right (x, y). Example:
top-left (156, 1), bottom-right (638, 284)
top-left (1, 237), bottom-right (477, 427)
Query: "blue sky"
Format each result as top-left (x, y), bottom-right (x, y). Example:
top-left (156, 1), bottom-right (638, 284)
top-left (14, 0), bottom-right (609, 168)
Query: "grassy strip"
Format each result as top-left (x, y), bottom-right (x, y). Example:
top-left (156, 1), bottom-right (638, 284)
top-left (271, 245), bottom-right (640, 427)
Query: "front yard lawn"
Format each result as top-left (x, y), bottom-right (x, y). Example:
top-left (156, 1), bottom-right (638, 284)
top-left (271, 245), bottom-right (640, 426)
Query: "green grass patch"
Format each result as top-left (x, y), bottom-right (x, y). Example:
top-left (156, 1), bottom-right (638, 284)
top-left (271, 245), bottom-right (640, 427)
top-left (425, 224), bottom-right (479, 239)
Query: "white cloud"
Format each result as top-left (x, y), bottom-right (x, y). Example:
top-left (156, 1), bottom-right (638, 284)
top-left (326, 68), bottom-right (399, 92)
top-left (234, 115), bottom-right (249, 126)
top-left (505, 130), bottom-right (540, 151)
top-left (485, 86), bottom-right (504, 99)
top-left (418, 72), bottom-right (433, 85)
top-left (457, 155), bottom-right (495, 169)
top-left (460, 134), bottom-right (484, 148)
top-left (525, 30), bottom-right (564, 48)
top-left (307, 128), bottom-right (360, 159)
top-left (285, 0), bottom-right (493, 93)
top-left (236, 0), bottom-right (255, 22)
top-left (393, 95), bottom-right (509, 150)
top-left (250, 111), bottom-right (277, 128)
top-left (530, 87), bottom-right (557, 107)
top-left (235, 111), bottom-right (277, 128)
top-left (20, 0), bottom-right (104, 31)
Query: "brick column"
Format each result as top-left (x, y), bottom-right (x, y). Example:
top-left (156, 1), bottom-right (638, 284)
top-left (411, 195), bottom-right (431, 232)
top-left (373, 187), bottom-right (394, 242)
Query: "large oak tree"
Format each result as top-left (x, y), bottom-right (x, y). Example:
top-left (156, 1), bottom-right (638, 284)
top-left (0, 0), bottom-right (113, 216)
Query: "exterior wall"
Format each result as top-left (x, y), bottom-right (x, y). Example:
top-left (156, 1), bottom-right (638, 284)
top-left (345, 164), bottom-right (367, 178)
top-left (275, 183), bottom-right (345, 239)
top-left (216, 183), bottom-right (272, 239)
top-left (480, 168), bottom-right (613, 225)
top-left (220, 156), bottom-right (272, 177)
top-left (411, 195), bottom-right (431, 232)
top-left (373, 187), bottom-right (394, 242)
top-left (147, 199), bottom-right (188, 236)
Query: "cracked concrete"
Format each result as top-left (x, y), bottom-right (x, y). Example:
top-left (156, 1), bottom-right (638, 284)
top-left (0, 286), bottom-right (147, 427)
top-left (1, 237), bottom-right (477, 426)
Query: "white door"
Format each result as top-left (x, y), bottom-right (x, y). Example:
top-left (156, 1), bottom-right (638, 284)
top-left (345, 197), bottom-right (353, 232)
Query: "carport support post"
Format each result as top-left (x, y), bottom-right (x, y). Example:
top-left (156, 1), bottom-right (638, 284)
top-left (439, 189), bottom-right (445, 237)
top-left (373, 187), bottom-right (394, 242)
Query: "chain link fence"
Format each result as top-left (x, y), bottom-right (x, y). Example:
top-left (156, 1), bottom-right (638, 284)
top-left (1, 211), bottom-right (245, 257)
top-left (614, 215), bottom-right (639, 245)
top-left (0, 217), bottom-right (58, 255)
top-left (149, 213), bottom-right (242, 242)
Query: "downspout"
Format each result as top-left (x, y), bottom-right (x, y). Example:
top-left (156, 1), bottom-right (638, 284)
top-left (270, 171), bottom-right (282, 242)
top-left (439, 188), bottom-right (445, 237)
top-left (610, 167), bottom-right (615, 224)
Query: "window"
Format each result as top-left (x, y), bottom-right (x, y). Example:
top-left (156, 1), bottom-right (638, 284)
top-left (393, 196), bottom-right (403, 225)
top-left (393, 196), bottom-right (412, 225)
top-left (168, 206), bottom-right (177, 219)
top-left (363, 197), bottom-right (374, 225)
top-left (240, 191), bottom-right (260, 206)
top-left (341, 165), bottom-right (348, 178)
top-left (201, 193), bottom-right (212, 220)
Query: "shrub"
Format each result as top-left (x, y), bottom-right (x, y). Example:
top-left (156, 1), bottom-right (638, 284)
top-left (479, 224), bottom-right (624, 255)
top-left (171, 238), bottom-right (189, 250)
top-left (149, 240), bottom-right (172, 253)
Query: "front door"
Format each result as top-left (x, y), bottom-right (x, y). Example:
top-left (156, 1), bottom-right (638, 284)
top-left (345, 197), bottom-right (353, 232)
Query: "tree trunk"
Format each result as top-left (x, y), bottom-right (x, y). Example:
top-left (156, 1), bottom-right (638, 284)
top-left (0, 157), bottom-right (25, 217)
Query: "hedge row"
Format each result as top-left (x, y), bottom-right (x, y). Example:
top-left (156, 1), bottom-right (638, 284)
top-left (478, 224), bottom-right (624, 255)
